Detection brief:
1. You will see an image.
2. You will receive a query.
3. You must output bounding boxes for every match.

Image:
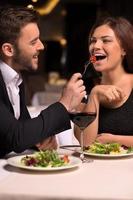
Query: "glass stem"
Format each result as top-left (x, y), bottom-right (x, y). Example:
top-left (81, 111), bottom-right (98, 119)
top-left (80, 130), bottom-right (84, 161)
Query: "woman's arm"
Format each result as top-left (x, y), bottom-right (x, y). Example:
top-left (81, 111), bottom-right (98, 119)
top-left (74, 84), bottom-right (125, 146)
top-left (96, 133), bottom-right (133, 147)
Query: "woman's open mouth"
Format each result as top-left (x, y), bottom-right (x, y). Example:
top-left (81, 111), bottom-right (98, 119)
top-left (95, 55), bottom-right (106, 61)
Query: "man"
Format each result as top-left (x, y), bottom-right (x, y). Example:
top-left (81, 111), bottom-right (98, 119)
top-left (0, 6), bottom-right (86, 158)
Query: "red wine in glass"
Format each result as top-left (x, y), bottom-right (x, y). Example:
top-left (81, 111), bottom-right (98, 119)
top-left (69, 112), bottom-right (96, 130)
top-left (69, 111), bottom-right (96, 162)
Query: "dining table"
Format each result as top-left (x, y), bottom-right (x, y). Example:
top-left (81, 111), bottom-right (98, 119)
top-left (0, 146), bottom-right (133, 200)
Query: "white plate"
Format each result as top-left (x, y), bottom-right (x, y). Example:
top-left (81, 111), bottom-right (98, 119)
top-left (83, 151), bottom-right (133, 158)
top-left (7, 154), bottom-right (82, 171)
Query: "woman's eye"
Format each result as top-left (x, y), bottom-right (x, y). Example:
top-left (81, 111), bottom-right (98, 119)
top-left (102, 39), bottom-right (112, 43)
top-left (90, 39), bottom-right (96, 44)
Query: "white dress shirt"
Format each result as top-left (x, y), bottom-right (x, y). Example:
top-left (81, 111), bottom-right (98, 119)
top-left (0, 60), bottom-right (22, 119)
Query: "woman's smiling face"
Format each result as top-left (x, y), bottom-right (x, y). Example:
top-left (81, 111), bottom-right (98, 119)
top-left (89, 24), bottom-right (126, 73)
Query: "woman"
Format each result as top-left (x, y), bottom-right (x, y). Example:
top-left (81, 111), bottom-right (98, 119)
top-left (75, 16), bottom-right (133, 147)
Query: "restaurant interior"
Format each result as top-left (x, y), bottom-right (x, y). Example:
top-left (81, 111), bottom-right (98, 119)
top-left (0, 0), bottom-right (133, 105)
top-left (1, 2), bottom-right (133, 199)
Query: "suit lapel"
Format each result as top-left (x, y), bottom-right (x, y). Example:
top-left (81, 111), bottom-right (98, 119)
top-left (0, 70), bottom-right (30, 119)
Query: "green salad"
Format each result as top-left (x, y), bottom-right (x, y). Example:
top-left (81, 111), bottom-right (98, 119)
top-left (21, 150), bottom-right (69, 167)
top-left (84, 142), bottom-right (133, 155)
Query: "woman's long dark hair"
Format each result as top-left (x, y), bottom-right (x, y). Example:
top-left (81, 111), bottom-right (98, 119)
top-left (89, 17), bottom-right (133, 73)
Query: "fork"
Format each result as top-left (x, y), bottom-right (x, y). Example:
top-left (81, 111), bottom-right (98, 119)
top-left (82, 61), bottom-right (91, 76)
top-left (82, 55), bottom-right (96, 76)
top-left (81, 56), bottom-right (97, 103)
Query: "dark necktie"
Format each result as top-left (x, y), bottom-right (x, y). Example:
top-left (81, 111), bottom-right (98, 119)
top-left (19, 82), bottom-right (31, 120)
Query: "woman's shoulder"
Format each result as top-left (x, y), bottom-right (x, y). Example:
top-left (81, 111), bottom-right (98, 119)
top-left (123, 74), bottom-right (133, 88)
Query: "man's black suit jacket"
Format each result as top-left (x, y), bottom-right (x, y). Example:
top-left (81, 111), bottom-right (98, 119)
top-left (0, 71), bottom-right (71, 157)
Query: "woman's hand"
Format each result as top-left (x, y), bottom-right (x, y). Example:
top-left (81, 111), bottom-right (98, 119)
top-left (91, 85), bottom-right (126, 103)
top-left (96, 133), bottom-right (116, 144)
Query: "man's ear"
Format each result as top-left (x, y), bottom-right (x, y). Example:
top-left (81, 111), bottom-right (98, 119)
top-left (2, 43), bottom-right (14, 57)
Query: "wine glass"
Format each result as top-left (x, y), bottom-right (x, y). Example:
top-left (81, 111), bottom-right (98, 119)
top-left (69, 97), bottom-right (97, 162)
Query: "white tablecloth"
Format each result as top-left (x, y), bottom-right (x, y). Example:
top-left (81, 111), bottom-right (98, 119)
top-left (0, 150), bottom-right (133, 200)
top-left (0, 160), bottom-right (10, 181)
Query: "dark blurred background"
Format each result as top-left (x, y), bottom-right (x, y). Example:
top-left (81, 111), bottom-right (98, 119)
top-left (1, 0), bottom-right (133, 104)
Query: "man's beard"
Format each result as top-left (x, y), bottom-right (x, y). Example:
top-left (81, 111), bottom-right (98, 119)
top-left (12, 45), bottom-right (34, 72)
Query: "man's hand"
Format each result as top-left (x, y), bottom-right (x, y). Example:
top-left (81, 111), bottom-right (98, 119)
top-left (36, 136), bottom-right (58, 150)
top-left (59, 73), bottom-right (86, 111)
